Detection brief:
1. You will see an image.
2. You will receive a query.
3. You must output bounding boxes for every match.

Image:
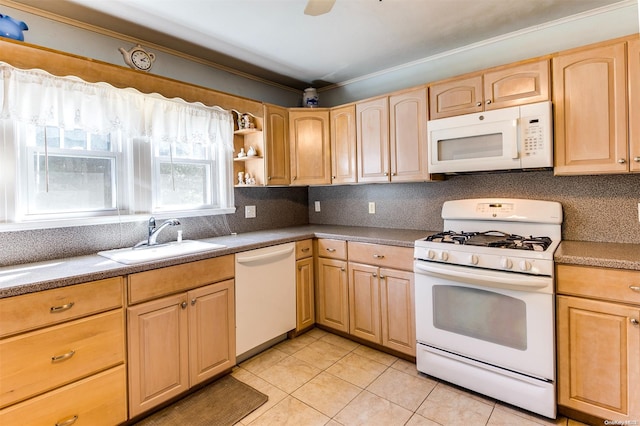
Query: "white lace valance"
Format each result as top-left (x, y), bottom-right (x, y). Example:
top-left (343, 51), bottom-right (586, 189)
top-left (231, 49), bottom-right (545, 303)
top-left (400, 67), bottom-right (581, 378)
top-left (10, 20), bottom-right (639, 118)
top-left (0, 62), bottom-right (233, 149)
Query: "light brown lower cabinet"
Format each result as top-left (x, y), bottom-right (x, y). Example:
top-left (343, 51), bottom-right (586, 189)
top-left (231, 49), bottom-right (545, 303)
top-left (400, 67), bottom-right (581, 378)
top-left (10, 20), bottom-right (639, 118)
top-left (0, 277), bottom-right (127, 425)
top-left (315, 239), bottom-right (350, 333)
top-left (296, 239), bottom-right (315, 332)
top-left (127, 279), bottom-right (235, 418)
top-left (556, 264), bottom-right (640, 422)
top-left (348, 262), bottom-right (416, 356)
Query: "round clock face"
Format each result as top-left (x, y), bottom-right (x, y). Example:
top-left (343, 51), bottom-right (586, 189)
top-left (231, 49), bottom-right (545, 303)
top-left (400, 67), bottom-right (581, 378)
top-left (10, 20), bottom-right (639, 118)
top-left (131, 50), bottom-right (152, 70)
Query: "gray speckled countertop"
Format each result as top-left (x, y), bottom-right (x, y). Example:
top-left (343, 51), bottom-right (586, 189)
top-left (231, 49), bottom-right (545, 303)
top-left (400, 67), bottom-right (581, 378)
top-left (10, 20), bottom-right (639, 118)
top-left (0, 225), bottom-right (433, 298)
top-left (554, 241), bottom-right (640, 271)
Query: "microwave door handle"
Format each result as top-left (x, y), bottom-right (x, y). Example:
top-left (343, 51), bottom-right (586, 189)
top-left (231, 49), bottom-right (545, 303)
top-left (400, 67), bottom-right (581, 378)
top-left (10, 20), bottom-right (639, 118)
top-left (512, 119), bottom-right (519, 159)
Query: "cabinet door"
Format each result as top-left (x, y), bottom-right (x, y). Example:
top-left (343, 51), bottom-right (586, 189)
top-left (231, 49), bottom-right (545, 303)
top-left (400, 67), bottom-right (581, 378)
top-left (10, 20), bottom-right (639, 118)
top-left (380, 268), bottom-right (415, 356)
top-left (330, 104), bottom-right (358, 184)
top-left (553, 42), bottom-right (628, 175)
top-left (264, 104), bottom-right (290, 185)
top-left (316, 258), bottom-right (349, 332)
top-left (289, 109), bottom-right (331, 185)
top-left (557, 295), bottom-right (640, 422)
top-left (356, 96), bottom-right (390, 183)
top-left (296, 257), bottom-right (315, 331)
top-left (629, 38), bottom-right (640, 172)
top-left (483, 59), bottom-right (550, 110)
top-left (127, 294), bottom-right (189, 418)
top-left (188, 279), bottom-right (235, 386)
top-left (429, 74), bottom-right (483, 119)
top-left (389, 87), bottom-right (429, 181)
top-left (348, 262), bottom-right (381, 344)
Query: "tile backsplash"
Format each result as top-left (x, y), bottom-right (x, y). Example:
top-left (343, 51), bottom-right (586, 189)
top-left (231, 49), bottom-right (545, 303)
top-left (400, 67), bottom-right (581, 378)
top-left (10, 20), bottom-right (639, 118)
top-left (308, 171), bottom-right (640, 244)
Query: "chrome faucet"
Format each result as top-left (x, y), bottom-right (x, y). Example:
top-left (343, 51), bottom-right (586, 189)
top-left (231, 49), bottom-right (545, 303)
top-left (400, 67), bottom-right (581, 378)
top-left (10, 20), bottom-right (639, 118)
top-left (134, 217), bottom-right (181, 248)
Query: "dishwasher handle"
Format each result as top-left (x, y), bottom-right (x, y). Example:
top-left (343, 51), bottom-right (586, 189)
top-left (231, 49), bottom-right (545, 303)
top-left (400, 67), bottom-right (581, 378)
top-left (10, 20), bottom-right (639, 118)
top-left (236, 246), bottom-right (294, 264)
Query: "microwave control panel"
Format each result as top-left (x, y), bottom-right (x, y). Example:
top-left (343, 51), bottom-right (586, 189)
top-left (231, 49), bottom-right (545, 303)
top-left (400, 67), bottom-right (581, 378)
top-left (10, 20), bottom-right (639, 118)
top-left (519, 101), bottom-right (552, 168)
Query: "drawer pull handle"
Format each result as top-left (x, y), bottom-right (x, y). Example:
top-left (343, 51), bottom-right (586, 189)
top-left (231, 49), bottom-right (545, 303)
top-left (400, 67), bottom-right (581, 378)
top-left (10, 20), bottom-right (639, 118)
top-left (631, 318), bottom-right (639, 326)
top-left (326, 248), bottom-right (336, 252)
top-left (301, 247), bottom-right (310, 252)
top-left (373, 254), bottom-right (385, 259)
top-left (50, 302), bottom-right (75, 313)
top-left (51, 350), bottom-right (76, 363)
top-left (56, 415), bottom-right (78, 426)
top-left (630, 286), bottom-right (640, 292)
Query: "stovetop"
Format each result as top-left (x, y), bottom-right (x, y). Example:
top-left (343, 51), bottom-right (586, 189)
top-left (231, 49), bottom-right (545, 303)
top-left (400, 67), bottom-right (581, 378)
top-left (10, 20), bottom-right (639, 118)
top-left (424, 230), bottom-right (553, 252)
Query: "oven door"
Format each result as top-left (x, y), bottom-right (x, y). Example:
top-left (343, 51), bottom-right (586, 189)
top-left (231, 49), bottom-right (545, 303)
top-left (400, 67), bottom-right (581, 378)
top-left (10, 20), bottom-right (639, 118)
top-left (414, 260), bottom-right (554, 381)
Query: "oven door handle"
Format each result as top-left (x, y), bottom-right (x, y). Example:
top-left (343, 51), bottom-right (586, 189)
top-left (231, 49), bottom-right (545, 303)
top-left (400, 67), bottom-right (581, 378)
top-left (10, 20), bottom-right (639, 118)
top-left (414, 262), bottom-right (551, 291)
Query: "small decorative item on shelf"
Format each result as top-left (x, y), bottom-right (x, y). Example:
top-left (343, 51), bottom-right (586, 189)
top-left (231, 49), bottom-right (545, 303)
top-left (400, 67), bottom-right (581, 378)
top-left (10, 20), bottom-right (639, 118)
top-left (237, 148), bottom-right (246, 158)
top-left (238, 172), bottom-right (245, 185)
top-left (247, 146), bottom-right (257, 157)
top-left (245, 173), bottom-right (256, 185)
top-left (303, 87), bottom-right (318, 107)
top-left (0, 14), bottom-right (28, 41)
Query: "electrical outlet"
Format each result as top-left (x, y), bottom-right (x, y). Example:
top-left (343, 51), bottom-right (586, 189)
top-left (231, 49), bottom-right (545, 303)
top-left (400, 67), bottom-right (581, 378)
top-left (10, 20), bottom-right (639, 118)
top-left (368, 202), bottom-right (376, 214)
top-left (245, 205), bottom-right (256, 218)
top-left (314, 201), bottom-right (321, 212)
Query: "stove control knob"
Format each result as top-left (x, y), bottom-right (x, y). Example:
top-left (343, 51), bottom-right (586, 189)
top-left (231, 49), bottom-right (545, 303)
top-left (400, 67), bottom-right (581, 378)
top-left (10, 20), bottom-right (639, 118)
top-left (468, 254), bottom-right (479, 265)
top-left (500, 257), bottom-right (513, 269)
top-left (440, 251), bottom-right (449, 261)
top-left (519, 260), bottom-right (532, 271)
top-left (427, 250), bottom-right (436, 260)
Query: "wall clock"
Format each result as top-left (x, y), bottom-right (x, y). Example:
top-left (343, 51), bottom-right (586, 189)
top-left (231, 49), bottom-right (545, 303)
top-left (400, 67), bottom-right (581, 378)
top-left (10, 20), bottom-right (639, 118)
top-left (119, 44), bottom-right (156, 72)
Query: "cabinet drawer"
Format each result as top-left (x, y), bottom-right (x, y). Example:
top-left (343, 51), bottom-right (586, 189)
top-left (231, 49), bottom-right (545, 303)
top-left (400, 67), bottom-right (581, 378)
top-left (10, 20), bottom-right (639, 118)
top-left (556, 264), bottom-right (640, 305)
top-left (0, 277), bottom-right (123, 338)
top-left (317, 239), bottom-right (347, 260)
top-left (128, 255), bottom-right (234, 304)
top-left (348, 242), bottom-right (413, 271)
top-left (0, 365), bottom-right (127, 426)
top-left (0, 309), bottom-right (125, 408)
top-left (296, 239), bottom-right (313, 259)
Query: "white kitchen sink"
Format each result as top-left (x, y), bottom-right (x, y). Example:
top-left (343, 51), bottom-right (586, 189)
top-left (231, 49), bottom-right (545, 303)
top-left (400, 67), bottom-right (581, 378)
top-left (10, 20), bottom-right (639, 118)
top-left (98, 240), bottom-right (226, 264)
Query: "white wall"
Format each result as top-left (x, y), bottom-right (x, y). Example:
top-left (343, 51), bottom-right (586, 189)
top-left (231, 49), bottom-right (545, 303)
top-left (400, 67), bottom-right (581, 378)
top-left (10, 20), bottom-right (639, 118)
top-left (321, 0), bottom-right (640, 106)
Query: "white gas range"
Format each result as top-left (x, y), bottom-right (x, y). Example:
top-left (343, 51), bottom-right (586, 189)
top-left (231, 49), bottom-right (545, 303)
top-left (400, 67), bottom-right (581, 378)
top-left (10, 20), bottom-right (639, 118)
top-left (414, 198), bottom-right (562, 419)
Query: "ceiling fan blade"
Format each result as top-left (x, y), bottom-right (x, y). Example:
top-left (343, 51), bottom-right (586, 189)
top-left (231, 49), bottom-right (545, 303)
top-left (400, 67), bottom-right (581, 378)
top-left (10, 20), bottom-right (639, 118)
top-left (304, 0), bottom-right (336, 16)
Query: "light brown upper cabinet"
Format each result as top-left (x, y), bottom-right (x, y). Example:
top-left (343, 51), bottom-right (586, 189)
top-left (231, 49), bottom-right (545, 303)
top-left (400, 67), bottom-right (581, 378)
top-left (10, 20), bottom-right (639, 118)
top-left (330, 104), bottom-right (358, 184)
top-left (264, 104), bottom-right (291, 185)
top-left (356, 86), bottom-right (430, 183)
top-left (429, 59), bottom-right (550, 119)
top-left (289, 108), bottom-right (331, 185)
top-left (553, 40), bottom-right (635, 175)
top-left (629, 38), bottom-right (640, 173)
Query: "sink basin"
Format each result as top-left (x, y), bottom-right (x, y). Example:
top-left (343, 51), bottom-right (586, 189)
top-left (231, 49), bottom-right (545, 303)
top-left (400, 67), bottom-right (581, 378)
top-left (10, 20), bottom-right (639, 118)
top-left (98, 240), bottom-right (226, 265)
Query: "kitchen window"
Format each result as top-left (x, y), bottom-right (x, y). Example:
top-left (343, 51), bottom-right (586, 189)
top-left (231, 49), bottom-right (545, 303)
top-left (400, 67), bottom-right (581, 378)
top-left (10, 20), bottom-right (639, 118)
top-left (0, 62), bottom-right (235, 228)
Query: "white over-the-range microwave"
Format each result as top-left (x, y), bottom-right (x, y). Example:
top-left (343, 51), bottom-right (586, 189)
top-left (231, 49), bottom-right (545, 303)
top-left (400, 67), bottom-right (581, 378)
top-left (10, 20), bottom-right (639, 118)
top-left (427, 101), bottom-right (552, 174)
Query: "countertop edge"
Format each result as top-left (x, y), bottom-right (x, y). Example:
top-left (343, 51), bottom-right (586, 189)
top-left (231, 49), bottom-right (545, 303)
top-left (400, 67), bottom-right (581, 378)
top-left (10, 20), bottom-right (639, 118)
top-left (0, 225), bottom-right (431, 298)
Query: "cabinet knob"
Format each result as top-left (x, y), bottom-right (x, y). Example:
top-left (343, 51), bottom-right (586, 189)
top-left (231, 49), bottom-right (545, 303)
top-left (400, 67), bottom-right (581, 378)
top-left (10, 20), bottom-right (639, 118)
top-left (617, 158), bottom-right (626, 164)
top-left (476, 102), bottom-right (482, 107)
top-left (268, 176), bottom-right (272, 180)
top-left (391, 172), bottom-right (396, 176)
top-left (485, 99), bottom-right (492, 105)
top-left (332, 176), bottom-right (336, 179)
top-left (634, 157), bottom-right (640, 162)
top-left (50, 302), bottom-right (75, 313)
top-left (630, 285), bottom-right (640, 292)
top-left (181, 301), bottom-right (188, 309)
top-left (292, 176), bottom-right (297, 181)
top-left (372, 273), bottom-right (377, 277)
top-left (341, 267), bottom-right (345, 271)
top-left (51, 350), bottom-right (76, 363)
top-left (326, 248), bottom-right (336, 252)
top-left (191, 298), bottom-right (197, 306)
top-left (55, 415), bottom-right (79, 426)
top-left (373, 254), bottom-right (385, 259)
top-left (631, 318), bottom-right (639, 326)
top-left (384, 172), bottom-right (389, 176)
top-left (379, 274), bottom-right (385, 279)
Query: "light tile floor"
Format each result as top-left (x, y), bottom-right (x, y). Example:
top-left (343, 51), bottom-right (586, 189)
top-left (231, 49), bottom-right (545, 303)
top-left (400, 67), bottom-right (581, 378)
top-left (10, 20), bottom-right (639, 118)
top-left (232, 328), bottom-right (589, 426)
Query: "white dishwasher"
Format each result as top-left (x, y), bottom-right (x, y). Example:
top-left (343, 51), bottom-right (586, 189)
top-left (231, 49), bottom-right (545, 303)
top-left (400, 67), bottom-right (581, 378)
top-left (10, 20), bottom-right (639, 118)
top-left (235, 242), bottom-right (296, 360)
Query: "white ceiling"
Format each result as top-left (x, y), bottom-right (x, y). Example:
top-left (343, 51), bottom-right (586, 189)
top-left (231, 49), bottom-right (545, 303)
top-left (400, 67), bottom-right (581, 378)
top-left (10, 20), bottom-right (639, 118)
top-left (13, 0), bottom-right (629, 89)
